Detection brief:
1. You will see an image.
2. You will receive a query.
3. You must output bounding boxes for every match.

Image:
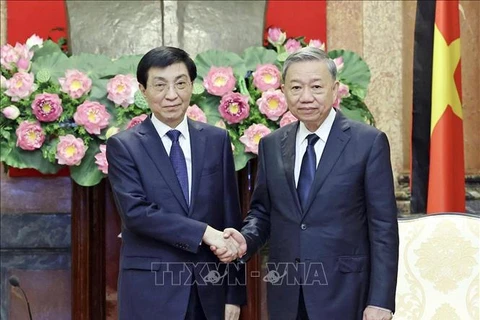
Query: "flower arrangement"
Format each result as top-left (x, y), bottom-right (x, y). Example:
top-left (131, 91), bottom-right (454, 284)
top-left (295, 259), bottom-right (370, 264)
top-left (1, 29), bottom-right (373, 186)
top-left (191, 27), bottom-right (374, 170)
top-left (1, 35), bottom-right (147, 186)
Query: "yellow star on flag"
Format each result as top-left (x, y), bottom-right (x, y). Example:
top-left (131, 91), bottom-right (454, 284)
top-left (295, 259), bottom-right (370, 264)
top-left (430, 25), bottom-right (462, 134)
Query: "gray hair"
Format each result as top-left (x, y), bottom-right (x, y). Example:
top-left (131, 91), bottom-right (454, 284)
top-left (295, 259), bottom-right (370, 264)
top-left (282, 47), bottom-right (337, 81)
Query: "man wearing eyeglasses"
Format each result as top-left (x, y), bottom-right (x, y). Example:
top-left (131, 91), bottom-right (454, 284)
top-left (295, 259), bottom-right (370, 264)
top-left (106, 47), bottom-right (246, 320)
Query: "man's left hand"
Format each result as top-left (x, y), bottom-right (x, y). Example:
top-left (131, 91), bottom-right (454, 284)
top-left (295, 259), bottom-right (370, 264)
top-left (225, 304), bottom-right (240, 320)
top-left (363, 306), bottom-right (392, 320)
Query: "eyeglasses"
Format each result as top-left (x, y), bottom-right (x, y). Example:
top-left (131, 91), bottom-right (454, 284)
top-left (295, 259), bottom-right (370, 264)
top-left (149, 81), bottom-right (192, 93)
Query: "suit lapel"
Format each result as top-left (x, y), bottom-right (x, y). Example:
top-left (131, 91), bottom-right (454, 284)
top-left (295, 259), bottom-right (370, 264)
top-left (187, 119), bottom-right (206, 216)
top-left (138, 117), bottom-right (189, 213)
top-left (303, 112), bottom-right (351, 216)
top-left (281, 122), bottom-right (303, 218)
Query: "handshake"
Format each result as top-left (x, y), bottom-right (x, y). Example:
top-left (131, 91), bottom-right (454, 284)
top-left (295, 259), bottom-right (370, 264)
top-left (202, 226), bottom-right (247, 263)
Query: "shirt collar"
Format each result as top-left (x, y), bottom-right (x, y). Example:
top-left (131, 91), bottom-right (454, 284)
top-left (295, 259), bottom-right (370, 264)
top-left (151, 114), bottom-right (189, 139)
top-left (297, 107), bottom-right (336, 144)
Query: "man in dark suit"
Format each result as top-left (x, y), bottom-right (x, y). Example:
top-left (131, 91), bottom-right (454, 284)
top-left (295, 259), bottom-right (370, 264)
top-left (107, 47), bottom-right (246, 320)
top-left (215, 47), bottom-right (399, 320)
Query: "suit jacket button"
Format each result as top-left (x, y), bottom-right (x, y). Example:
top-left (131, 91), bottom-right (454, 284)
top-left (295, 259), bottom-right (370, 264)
top-left (300, 223), bottom-right (307, 230)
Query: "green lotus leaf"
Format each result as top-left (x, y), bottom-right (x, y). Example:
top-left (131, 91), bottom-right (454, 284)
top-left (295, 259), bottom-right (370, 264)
top-left (69, 140), bottom-right (105, 186)
top-left (194, 50), bottom-right (247, 81)
top-left (328, 50), bottom-right (371, 99)
top-left (231, 140), bottom-right (255, 171)
top-left (4, 146), bottom-right (62, 174)
top-left (194, 94), bottom-right (222, 126)
top-left (31, 40), bottom-right (64, 62)
top-left (242, 47), bottom-right (278, 71)
top-left (56, 53), bottom-right (114, 80)
top-left (192, 82), bottom-right (205, 95)
top-left (103, 55), bottom-right (143, 78)
top-left (31, 52), bottom-right (69, 82)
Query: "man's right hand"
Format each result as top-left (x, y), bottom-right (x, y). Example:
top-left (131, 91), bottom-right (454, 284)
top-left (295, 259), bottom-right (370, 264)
top-left (203, 226), bottom-right (240, 262)
top-left (210, 228), bottom-right (247, 263)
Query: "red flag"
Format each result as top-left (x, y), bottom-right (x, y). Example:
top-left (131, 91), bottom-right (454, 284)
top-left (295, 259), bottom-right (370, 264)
top-left (427, 0), bottom-right (465, 213)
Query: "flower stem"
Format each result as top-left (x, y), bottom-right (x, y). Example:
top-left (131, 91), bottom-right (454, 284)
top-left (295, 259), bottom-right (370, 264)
top-left (238, 77), bottom-right (254, 105)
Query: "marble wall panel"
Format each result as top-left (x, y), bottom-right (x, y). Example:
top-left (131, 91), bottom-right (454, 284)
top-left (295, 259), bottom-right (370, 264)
top-left (66, 0), bottom-right (163, 57)
top-left (326, 0), bottom-right (363, 54)
top-left (174, 0), bottom-right (266, 57)
top-left (459, 1), bottom-right (480, 172)
top-left (363, 1), bottom-right (405, 180)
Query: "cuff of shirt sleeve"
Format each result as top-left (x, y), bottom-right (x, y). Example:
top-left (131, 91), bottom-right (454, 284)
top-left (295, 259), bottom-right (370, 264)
top-left (367, 305), bottom-right (392, 314)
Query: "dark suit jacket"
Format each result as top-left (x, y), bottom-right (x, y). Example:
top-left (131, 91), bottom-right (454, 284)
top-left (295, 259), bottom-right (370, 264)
top-left (106, 117), bottom-right (246, 320)
top-left (241, 111), bottom-right (399, 320)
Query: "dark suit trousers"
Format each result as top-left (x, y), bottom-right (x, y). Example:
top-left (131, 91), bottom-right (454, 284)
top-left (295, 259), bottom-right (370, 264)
top-left (185, 283), bottom-right (207, 320)
top-left (296, 286), bottom-right (309, 320)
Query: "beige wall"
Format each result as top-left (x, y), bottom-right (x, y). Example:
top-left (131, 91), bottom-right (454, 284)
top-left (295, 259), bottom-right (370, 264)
top-left (460, 1), bottom-right (480, 173)
top-left (328, 1), bottom-right (405, 180)
top-left (0, 1), bottom-right (6, 45)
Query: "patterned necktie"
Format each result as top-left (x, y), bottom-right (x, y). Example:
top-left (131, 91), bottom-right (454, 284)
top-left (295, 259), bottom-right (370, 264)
top-left (166, 130), bottom-right (189, 205)
top-left (297, 134), bottom-right (320, 210)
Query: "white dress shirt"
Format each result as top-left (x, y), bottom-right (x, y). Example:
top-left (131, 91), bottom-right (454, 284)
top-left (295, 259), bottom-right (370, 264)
top-left (151, 115), bottom-right (192, 203)
top-left (294, 108), bottom-right (336, 186)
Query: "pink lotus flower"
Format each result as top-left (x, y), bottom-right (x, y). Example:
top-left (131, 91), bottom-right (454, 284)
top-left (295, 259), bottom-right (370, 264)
top-left (284, 39), bottom-right (301, 54)
top-left (338, 82), bottom-right (350, 98)
top-left (2, 105), bottom-right (20, 120)
top-left (126, 114), bottom-right (148, 129)
top-left (73, 101), bottom-right (111, 135)
top-left (1, 44), bottom-right (18, 70)
top-left (15, 121), bottom-right (45, 150)
top-left (16, 58), bottom-right (30, 71)
top-left (95, 145), bottom-right (108, 174)
top-left (107, 74), bottom-right (138, 107)
top-left (308, 39), bottom-right (325, 51)
top-left (280, 111), bottom-right (298, 127)
top-left (333, 57), bottom-right (344, 72)
top-left (256, 90), bottom-right (287, 121)
top-left (0, 43), bottom-right (33, 71)
top-left (31, 93), bottom-right (63, 122)
top-left (214, 120), bottom-right (226, 129)
top-left (239, 124), bottom-right (271, 155)
top-left (56, 134), bottom-right (87, 166)
top-left (25, 34), bottom-right (44, 49)
top-left (203, 66), bottom-right (236, 96)
top-left (105, 127), bottom-right (120, 139)
top-left (267, 27), bottom-right (287, 46)
top-left (332, 84), bottom-right (349, 109)
top-left (59, 70), bottom-right (93, 99)
top-left (332, 97), bottom-right (341, 109)
top-left (253, 64), bottom-right (281, 91)
top-left (186, 104), bottom-right (207, 123)
top-left (218, 92), bottom-right (250, 124)
top-left (5, 72), bottom-right (35, 101)
top-left (1, 75), bottom-right (7, 89)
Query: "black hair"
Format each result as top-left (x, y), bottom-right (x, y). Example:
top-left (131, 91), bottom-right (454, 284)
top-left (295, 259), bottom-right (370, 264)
top-left (136, 46), bottom-right (197, 87)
